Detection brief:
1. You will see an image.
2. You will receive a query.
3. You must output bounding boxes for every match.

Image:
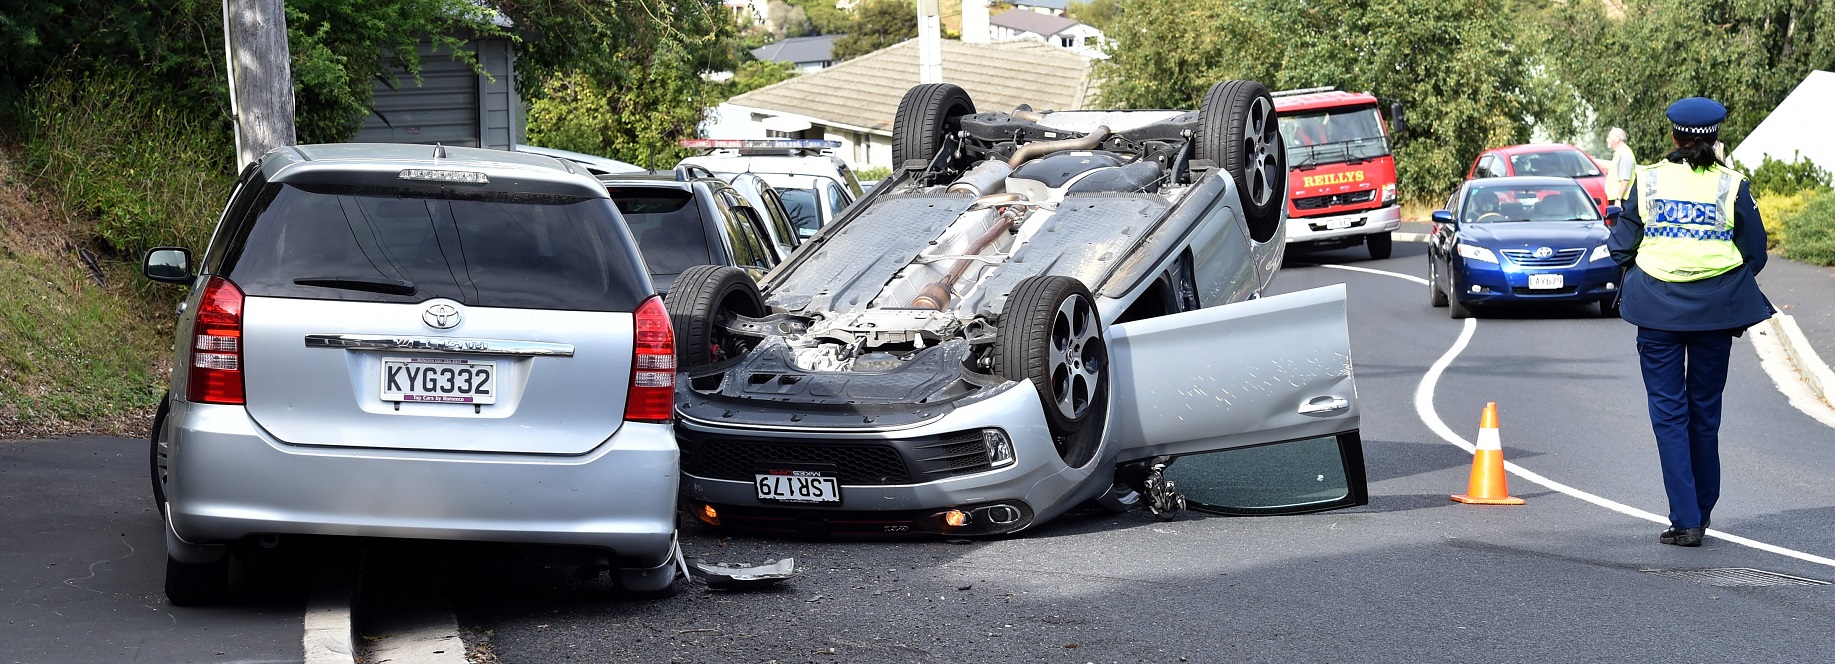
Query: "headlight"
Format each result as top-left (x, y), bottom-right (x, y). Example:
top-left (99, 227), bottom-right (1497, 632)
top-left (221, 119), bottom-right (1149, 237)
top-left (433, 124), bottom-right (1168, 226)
top-left (1590, 244), bottom-right (1611, 262)
top-left (982, 428), bottom-right (1015, 468)
top-left (1456, 243), bottom-right (1498, 264)
top-left (1381, 182), bottom-right (1397, 204)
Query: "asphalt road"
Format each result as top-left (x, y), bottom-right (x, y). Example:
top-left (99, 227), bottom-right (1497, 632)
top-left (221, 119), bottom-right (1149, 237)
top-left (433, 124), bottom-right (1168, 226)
top-left (441, 242), bottom-right (1835, 663)
top-left (8, 242), bottom-right (1834, 663)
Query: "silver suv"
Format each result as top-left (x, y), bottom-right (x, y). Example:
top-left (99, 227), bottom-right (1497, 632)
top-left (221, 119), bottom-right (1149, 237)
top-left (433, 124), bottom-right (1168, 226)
top-left (142, 144), bottom-right (679, 604)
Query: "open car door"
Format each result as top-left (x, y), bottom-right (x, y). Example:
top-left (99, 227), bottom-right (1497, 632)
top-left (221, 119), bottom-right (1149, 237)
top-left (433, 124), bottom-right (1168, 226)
top-left (1108, 284), bottom-right (1367, 515)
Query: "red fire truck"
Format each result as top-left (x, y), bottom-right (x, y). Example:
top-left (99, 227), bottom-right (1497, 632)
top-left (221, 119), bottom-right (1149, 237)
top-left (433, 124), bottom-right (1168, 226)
top-left (1274, 87), bottom-right (1404, 259)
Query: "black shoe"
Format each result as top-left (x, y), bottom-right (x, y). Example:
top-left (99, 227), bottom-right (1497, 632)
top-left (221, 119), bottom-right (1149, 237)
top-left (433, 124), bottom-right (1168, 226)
top-left (1659, 527), bottom-right (1705, 547)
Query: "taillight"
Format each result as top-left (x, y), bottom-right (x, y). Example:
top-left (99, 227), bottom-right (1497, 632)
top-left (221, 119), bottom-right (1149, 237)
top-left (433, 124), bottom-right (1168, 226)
top-left (624, 296), bottom-right (676, 422)
top-left (187, 276), bottom-right (245, 405)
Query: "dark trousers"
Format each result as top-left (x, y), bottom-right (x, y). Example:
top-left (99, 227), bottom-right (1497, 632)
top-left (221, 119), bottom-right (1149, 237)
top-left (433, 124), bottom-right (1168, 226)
top-left (1635, 327), bottom-right (1734, 529)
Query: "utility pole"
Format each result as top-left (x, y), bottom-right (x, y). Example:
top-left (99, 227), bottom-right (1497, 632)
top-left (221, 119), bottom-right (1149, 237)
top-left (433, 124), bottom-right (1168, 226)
top-left (224, 0), bottom-right (296, 170)
top-left (915, 0), bottom-right (942, 84)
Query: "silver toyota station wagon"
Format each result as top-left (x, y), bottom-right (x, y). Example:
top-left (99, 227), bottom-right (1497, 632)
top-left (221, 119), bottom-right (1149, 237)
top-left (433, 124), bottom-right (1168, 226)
top-left (142, 144), bottom-right (679, 604)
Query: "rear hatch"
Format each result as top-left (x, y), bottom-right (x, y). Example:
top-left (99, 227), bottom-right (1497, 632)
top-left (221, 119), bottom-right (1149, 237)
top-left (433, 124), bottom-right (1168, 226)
top-left (606, 185), bottom-right (714, 295)
top-left (223, 183), bottom-right (651, 454)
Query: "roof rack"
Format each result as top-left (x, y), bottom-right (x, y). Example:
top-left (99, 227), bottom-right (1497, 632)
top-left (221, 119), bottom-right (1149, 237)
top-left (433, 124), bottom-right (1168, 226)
top-left (1271, 86), bottom-right (1337, 97)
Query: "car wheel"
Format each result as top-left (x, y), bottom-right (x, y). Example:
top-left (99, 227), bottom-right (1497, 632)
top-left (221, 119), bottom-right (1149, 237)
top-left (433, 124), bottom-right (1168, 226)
top-left (892, 83), bottom-right (975, 167)
top-left (165, 554), bottom-right (230, 606)
top-left (665, 265), bottom-right (767, 369)
top-left (150, 393), bottom-right (171, 513)
top-left (1598, 297), bottom-right (1620, 318)
top-left (1429, 261), bottom-right (1448, 308)
top-left (1449, 293), bottom-right (1473, 319)
top-left (1366, 231), bottom-right (1393, 260)
top-left (1196, 80), bottom-right (1285, 243)
top-left (997, 275), bottom-right (1107, 468)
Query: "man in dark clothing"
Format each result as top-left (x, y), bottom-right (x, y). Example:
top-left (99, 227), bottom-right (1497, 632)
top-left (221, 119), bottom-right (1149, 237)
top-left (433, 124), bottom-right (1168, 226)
top-left (1606, 96), bottom-right (1774, 548)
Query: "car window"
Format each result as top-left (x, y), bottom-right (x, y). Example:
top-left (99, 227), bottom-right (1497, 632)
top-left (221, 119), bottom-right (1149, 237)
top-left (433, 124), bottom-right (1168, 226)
top-left (1484, 156), bottom-right (1508, 178)
top-left (1461, 184), bottom-right (1599, 223)
top-left (730, 206), bottom-right (778, 268)
top-left (837, 164), bottom-right (864, 197)
top-left (825, 182), bottom-right (848, 217)
top-left (201, 166), bottom-right (269, 275)
top-left (1510, 150), bottom-right (1601, 178)
top-left (606, 187), bottom-right (715, 278)
top-left (760, 188), bottom-right (800, 249)
top-left (221, 183), bottom-right (648, 311)
top-left (776, 187), bottom-right (822, 234)
top-left (1472, 155), bottom-right (1493, 179)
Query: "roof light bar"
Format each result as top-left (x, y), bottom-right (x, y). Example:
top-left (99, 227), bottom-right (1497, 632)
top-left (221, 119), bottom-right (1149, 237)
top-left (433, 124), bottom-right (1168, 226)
top-left (1271, 86), bottom-right (1338, 97)
top-left (679, 139), bottom-right (841, 150)
top-left (399, 169), bottom-right (489, 184)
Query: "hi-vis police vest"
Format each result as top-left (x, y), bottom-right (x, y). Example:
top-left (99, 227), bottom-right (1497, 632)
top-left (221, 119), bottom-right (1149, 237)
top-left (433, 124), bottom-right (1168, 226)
top-left (1631, 161), bottom-right (1744, 282)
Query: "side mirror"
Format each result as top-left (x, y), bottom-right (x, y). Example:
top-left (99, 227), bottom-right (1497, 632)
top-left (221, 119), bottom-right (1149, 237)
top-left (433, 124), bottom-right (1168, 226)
top-left (1430, 210), bottom-right (1455, 225)
top-left (143, 247), bottom-right (194, 284)
top-left (1389, 101), bottom-right (1407, 141)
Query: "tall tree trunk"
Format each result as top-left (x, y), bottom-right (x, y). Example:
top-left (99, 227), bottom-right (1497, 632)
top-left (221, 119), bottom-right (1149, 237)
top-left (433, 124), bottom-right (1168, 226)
top-left (227, 0), bottom-right (295, 169)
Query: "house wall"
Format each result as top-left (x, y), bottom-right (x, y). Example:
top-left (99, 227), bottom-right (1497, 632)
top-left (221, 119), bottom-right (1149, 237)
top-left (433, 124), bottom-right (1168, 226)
top-left (353, 39), bottom-right (521, 150)
top-left (703, 103), bottom-right (894, 170)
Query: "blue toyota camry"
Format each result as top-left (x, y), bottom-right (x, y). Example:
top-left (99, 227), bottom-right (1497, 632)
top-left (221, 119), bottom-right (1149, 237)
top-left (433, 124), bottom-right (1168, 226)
top-left (1427, 176), bottom-right (1620, 318)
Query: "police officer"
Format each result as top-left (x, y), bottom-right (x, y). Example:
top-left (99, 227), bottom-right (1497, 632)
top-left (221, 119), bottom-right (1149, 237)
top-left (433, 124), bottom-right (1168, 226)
top-left (1607, 97), bottom-right (1773, 547)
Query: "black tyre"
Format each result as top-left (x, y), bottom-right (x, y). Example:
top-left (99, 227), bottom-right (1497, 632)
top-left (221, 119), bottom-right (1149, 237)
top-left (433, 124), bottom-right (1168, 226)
top-left (892, 83), bottom-right (975, 166)
top-left (665, 265), bottom-right (767, 369)
top-left (997, 276), bottom-right (1107, 468)
top-left (165, 555), bottom-right (229, 606)
top-left (1366, 231), bottom-right (1393, 260)
top-left (150, 393), bottom-right (171, 512)
top-left (1449, 294), bottom-right (1473, 320)
top-left (1428, 261), bottom-right (1448, 308)
top-left (1196, 80), bottom-right (1285, 242)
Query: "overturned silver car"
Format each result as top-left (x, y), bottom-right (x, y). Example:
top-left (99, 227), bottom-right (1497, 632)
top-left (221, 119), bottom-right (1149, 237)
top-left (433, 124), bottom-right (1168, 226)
top-left (664, 81), bottom-right (1367, 536)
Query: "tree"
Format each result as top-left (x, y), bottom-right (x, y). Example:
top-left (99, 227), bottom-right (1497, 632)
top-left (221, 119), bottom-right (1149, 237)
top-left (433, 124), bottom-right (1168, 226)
top-left (766, 0), bottom-right (816, 39)
top-left (1068, 0), bottom-right (1125, 31)
top-left (784, 0), bottom-right (852, 35)
top-left (1093, 0), bottom-right (1569, 199)
top-left (832, 0), bottom-right (918, 61)
top-left (728, 59), bottom-right (798, 96)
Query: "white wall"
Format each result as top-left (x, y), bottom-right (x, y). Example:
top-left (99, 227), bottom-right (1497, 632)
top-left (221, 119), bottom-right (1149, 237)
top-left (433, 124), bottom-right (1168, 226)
top-left (702, 103), bottom-right (894, 170)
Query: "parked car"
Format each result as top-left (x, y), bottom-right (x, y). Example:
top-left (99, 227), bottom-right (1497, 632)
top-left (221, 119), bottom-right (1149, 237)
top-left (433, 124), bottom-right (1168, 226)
top-left (679, 140), bottom-right (865, 238)
top-left (1427, 176), bottom-right (1620, 318)
top-left (719, 171), bottom-right (805, 259)
top-left (1467, 143), bottom-right (1609, 216)
top-left (510, 143), bottom-right (645, 175)
top-left (141, 144), bottom-right (680, 605)
top-left (663, 82), bottom-right (1367, 537)
top-left (600, 168), bottom-right (784, 294)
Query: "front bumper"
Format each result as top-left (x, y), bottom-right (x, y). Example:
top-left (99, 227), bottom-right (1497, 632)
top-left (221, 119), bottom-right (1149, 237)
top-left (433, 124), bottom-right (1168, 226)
top-left (1453, 258), bottom-right (1621, 304)
top-left (1284, 205), bottom-right (1402, 244)
top-left (677, 382), bottom-right (1108, 536)
top-left (165, 401), bottom-right (679, 566)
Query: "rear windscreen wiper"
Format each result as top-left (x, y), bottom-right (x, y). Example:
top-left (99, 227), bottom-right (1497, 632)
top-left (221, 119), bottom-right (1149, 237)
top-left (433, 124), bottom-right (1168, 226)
top-left (292, 276), bottom-right (417, 296)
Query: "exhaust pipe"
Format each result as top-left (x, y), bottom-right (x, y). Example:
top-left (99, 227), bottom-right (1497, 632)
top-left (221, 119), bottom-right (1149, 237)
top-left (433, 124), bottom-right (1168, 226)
top-left (911, 208), bottom-right (1022, 310)
top-left (1008, 126), bottom-right (1110, 167)
top-left (947, 160), bottom-right (1014, 196)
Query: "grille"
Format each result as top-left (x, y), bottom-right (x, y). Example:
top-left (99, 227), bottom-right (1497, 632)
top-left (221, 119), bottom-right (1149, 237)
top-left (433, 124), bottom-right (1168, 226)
top-left (1294, 189), bottom-right (1376, 210)
top-left (684, 439), bottom-right (912, 484)
top-left (1642, 568), bottom-right (1829, 587)
top-left (1499, 247), bottom-right (1585, 268)
top-left (1512, 286), bottom-right (1579, 295)
top-left (910, 431), bottom-right (993, 478)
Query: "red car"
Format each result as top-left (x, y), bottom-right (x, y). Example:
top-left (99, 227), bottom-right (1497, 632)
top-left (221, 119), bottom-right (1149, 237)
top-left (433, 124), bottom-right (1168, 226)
top-left (1466, 144), bottom-right (1609, 217)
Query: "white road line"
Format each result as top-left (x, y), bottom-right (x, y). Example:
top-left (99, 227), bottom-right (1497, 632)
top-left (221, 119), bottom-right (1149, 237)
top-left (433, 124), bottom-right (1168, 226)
top-left (1316, 262), bottom-right (1835, 569)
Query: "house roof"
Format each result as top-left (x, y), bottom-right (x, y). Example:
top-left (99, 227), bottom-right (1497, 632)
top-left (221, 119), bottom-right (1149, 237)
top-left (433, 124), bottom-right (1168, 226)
top-left (990, 8), bottom-right (1080, 37)
top-left (1731, 70), bottom-right (1835, 171)
top-left (724, 38), bottom-right (1097, 135)
top-left (751, 34), bottom-right (840, 65)
top-left (1013, 0), bottom-right (1070, 10)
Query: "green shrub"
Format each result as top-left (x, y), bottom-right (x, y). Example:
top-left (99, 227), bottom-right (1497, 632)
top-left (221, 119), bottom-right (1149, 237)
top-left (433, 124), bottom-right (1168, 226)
top-left (24, 69), bottom-right (233, 258)
top-left (1737, 152), bottom-right (1832, 198)
top-left (854, 166), bottom-right (892, 182)
top-left (1755, 189), bottom-right (1819, 251)
top-left (1780, 190), bottom-right (1835, 267)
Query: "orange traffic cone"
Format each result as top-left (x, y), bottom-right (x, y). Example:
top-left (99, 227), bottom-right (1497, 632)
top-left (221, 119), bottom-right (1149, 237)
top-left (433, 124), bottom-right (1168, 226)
top-left (1451, 402), bottom-right (1525, 505)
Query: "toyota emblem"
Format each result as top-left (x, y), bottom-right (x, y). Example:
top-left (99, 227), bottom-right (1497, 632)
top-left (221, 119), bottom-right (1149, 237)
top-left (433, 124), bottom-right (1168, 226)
top-left (1532, 246), bottom-right (1555, 259)
top-left (423, 303), bottom-right (461, 329)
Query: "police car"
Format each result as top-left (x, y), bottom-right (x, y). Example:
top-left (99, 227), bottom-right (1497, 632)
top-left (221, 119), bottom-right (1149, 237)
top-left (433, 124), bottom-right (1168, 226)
top-left (678, 139), bottom-right (865, 239)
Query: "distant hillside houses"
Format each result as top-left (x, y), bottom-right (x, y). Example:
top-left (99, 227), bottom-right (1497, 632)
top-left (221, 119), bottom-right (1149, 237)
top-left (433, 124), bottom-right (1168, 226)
top-left (962, 1), bottom-right (1105, 57)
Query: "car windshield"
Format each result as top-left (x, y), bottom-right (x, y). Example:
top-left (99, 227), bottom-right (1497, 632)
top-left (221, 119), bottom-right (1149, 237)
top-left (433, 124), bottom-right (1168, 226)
top-left (1280, 106), bottom-right (1390, 168)
top-left (1461, 184), bottom-right (1600, 223)
top-left (223, 184), bottom-right (647, 311)
top-left (776, 187), bottom-right (822, 233)
top-left (1509, 149), bottom-right (1601, 178)
top-left (606, 187), bottom-right (714, 277)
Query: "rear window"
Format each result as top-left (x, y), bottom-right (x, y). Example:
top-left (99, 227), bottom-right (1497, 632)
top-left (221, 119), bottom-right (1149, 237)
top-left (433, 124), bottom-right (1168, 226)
top-left (1510, 150), bottom-right (1602, 178)
top-left (607, 187), bottom-right (713, 277)
top-left (777, 188), bottom-right (822, 233)
top-left (221, 184), bottom-right (649, 312)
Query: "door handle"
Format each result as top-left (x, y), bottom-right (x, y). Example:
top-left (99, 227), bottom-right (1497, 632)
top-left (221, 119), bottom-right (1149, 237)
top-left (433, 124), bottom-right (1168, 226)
top-left (1298, 396), bottom-right (1350, 416)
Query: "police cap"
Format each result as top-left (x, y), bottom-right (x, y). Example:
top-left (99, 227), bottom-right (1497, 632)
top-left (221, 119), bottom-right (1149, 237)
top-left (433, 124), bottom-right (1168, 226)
top-left (1666, 97), bottom-right (1726, 135)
